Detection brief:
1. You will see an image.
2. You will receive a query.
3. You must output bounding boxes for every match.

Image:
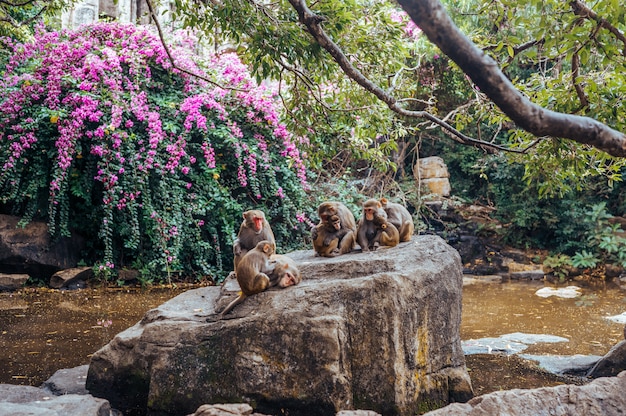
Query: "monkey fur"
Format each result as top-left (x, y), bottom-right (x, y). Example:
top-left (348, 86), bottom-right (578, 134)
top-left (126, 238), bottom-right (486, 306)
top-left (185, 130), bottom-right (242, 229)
top-left (233, 210), bottom-right (275, 270)
top-left (311, 201), bottom-right (356, 257)
top-left (380, 198), bottom-right (414, 242)
top-left (221, 240), bottom-right (276, 316)
top-left (357, 198), bottom-right (399, 251)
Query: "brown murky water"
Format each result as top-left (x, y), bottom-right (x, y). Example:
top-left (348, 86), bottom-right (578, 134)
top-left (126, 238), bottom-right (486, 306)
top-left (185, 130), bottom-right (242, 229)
top-left (1, 280), bottom-right (625, 388)
top-left (461, 279), bottom-right (626, 356)
top-left (0, 285), bottom-right (190, 386)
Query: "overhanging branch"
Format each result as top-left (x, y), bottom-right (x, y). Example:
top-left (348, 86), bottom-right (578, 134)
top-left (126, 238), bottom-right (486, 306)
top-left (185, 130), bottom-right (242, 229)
top-left (397, 0), bottom-right (626, 157)
top-left (287, 0), bottom-right (529, 154)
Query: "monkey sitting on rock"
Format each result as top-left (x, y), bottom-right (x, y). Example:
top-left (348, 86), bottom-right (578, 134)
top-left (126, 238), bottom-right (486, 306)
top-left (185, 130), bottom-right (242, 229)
top-left (380, 197), bottom-right (414, 242)
top-left (357, 199), bottom-right (400, 251)
top-left (233, 210), bottom-right (275, 270)
top-left (220, 240), bottom-right (276, 317)
top-left (311, 201), bottom-right (357, 257)
top-left (220, 243), bottom-right (302, 317)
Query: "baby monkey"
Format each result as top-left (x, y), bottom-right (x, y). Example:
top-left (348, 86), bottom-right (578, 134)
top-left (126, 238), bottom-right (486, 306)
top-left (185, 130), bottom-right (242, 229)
top-left (221, 240), bottom-right (276, 316)
top-left (270, 254), bottom-right (302, 288)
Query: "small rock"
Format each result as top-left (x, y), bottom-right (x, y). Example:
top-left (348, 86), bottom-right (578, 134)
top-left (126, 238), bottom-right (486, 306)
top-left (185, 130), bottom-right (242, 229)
top-left (606, 312), bottom-right (626, 324)
top-left (509, 270), bottom-right (545, 280)
top-left (587, 340), bottom-right (626, 378)
top-left (0, 273), bottom-right (29, 291)
top-left (188, 403), bottom-right (258, 416)
top-left (0, 383), bottom-right (116, 416)
top-left (41, 365), bottom-right (89, 395)
top-left (519, 354), bottom-right (601, 376)
top-left (50, 267), bottom-right (93, 289)
top-left (535, 286), bottom-right (581, 298)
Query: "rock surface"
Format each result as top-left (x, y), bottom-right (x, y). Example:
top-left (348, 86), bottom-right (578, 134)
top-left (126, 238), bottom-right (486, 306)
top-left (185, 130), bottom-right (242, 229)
top-left (86, 236), bottom-right (472, 416)
top-left (42, 364), bottom-right (90, 395)
top-left (416, 156), bottom-right (451, 197)
top-left (0, 272), bottom-right (29, 291)
top-left (0, 214), bottom-right (85, 281)
top-left (0, 383), bottom-right (114, 416)
top-left (49, 267), bottom-right (94, 289)
top-left (187, 403), bottom-right (266, 416)
top-left (587, 340), bottom-right (626, 378)
top-left (423, 370), bottom-right (626, 416)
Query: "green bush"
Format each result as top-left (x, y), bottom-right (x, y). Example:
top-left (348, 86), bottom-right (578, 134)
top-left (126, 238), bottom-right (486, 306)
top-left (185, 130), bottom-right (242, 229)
top-left (0, 23), bottom-right (311, 281)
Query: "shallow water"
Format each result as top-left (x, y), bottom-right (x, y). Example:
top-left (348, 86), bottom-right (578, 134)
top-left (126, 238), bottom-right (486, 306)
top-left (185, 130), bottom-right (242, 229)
top-left (0, 285), bottom-right (190, 386)
top-left (461, 279), bottom-right (626, 356)
top-left (1, 279), bottom-right (625, 387)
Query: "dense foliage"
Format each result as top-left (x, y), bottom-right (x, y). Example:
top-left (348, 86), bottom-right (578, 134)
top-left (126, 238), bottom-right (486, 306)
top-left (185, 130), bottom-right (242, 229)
top-left (0, 23), bottom-right (311, 282)
top-left (433, 0), bottom-right (625, 195)
top-left (171, 0), bottom-right (626, 189)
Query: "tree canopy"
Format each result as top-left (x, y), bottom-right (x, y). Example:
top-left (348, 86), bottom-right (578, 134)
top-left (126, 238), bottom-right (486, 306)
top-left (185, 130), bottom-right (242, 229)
top-left (167, 0), bottom-right (626, 192)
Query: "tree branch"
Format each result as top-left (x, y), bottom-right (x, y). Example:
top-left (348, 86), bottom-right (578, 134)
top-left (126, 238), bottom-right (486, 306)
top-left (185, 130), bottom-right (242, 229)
top-left (397, 0), bottom-right (626, 158)
top-left (286, 0), bottom-right (529, 154)
top-left (145, 0), bottom-right (243, 92)
top-left (571, 51), bottom-right (589, 110)
top-left (570, 0), bottom-right (626, 56)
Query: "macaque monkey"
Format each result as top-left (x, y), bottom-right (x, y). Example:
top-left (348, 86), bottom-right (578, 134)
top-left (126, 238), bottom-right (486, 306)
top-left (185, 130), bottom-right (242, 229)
top-left (380, 198), bottom-right (414, 242)
top-left (311, 201), bottom-right (356, 257)
top-left (372, 213), bottom-right (400, 248)
top-left (221, 240), bottom-right (276, 316)
top-left (233, 210), bottom-right (275, 270)
top-left (357, 198), bottom-right (398, 251)
top-left (269, 254), bottom-right (302, 288)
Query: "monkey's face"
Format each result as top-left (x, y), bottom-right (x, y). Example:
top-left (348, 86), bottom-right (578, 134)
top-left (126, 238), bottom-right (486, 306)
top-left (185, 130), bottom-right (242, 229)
top-left (363, 199), bottom-right (385, 221)
top-left (244, 210), bottom-right (265, 233)
top-left (252, 216), bottom-right (264, 233)
top-left (364, 206), bottom-right (377, 221)
top-left (319, 204), bottom-right (338, 219)
top-left (277, 272), bottom-right (298, 288)
top-left (324, 214), bottom-right (341, 231)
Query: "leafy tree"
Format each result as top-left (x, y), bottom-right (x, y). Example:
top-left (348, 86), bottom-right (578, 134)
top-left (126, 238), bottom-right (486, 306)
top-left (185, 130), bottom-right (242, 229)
top-left (167, 0), bottom-right (625, 193)
top-left (0, 0), bottom-right (68, 41)
top-left (0, 22), bottom-right (310, 281)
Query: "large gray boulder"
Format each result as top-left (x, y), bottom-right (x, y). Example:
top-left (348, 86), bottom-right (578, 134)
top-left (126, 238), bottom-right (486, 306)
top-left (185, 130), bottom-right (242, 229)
top-left (424, 371), bottom-right (626, 416)
top-left (87, 236), bottom-right (472, 416)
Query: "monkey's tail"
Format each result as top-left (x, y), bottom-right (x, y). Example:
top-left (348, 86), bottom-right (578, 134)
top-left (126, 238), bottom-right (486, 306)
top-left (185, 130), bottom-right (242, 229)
top-left (220, 294), bottom-right (246, 318)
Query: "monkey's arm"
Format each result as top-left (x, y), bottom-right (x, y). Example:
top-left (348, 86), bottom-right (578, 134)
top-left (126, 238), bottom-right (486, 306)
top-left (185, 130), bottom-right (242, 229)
top-left (233, 238), bottom-right (242, 256)
top-left (356, 226), bottom-right (370, 252)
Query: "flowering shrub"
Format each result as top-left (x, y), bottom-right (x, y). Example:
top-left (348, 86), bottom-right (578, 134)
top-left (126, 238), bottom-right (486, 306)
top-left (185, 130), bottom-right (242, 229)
top-left (0, 23), bottom-right (310, 281)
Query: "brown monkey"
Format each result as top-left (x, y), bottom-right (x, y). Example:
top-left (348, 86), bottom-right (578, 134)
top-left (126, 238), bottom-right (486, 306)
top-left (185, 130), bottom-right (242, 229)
top-left (311, 214), bottom-right (347, 256)
top-left (380, 198), bottom-right (414, 242)
top-left (221, 240), bottom-right (276, 316)
top-left (311, 201), bottom-right (356, 257)
top-left (357, 198), bottom-right (395, 251)
top-left (372, 212), bottom-right (400, 248)
top-left (233, 210), bottom-right (275, 270)
top-left (269, 254), bottom-right (302, 288)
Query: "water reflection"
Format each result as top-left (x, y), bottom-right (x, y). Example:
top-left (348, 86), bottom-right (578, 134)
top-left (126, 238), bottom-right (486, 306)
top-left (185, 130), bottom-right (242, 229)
top-left (0, 286), bottom-right (189, 386)
top-left (462, 279), bottom-right (626, 356)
